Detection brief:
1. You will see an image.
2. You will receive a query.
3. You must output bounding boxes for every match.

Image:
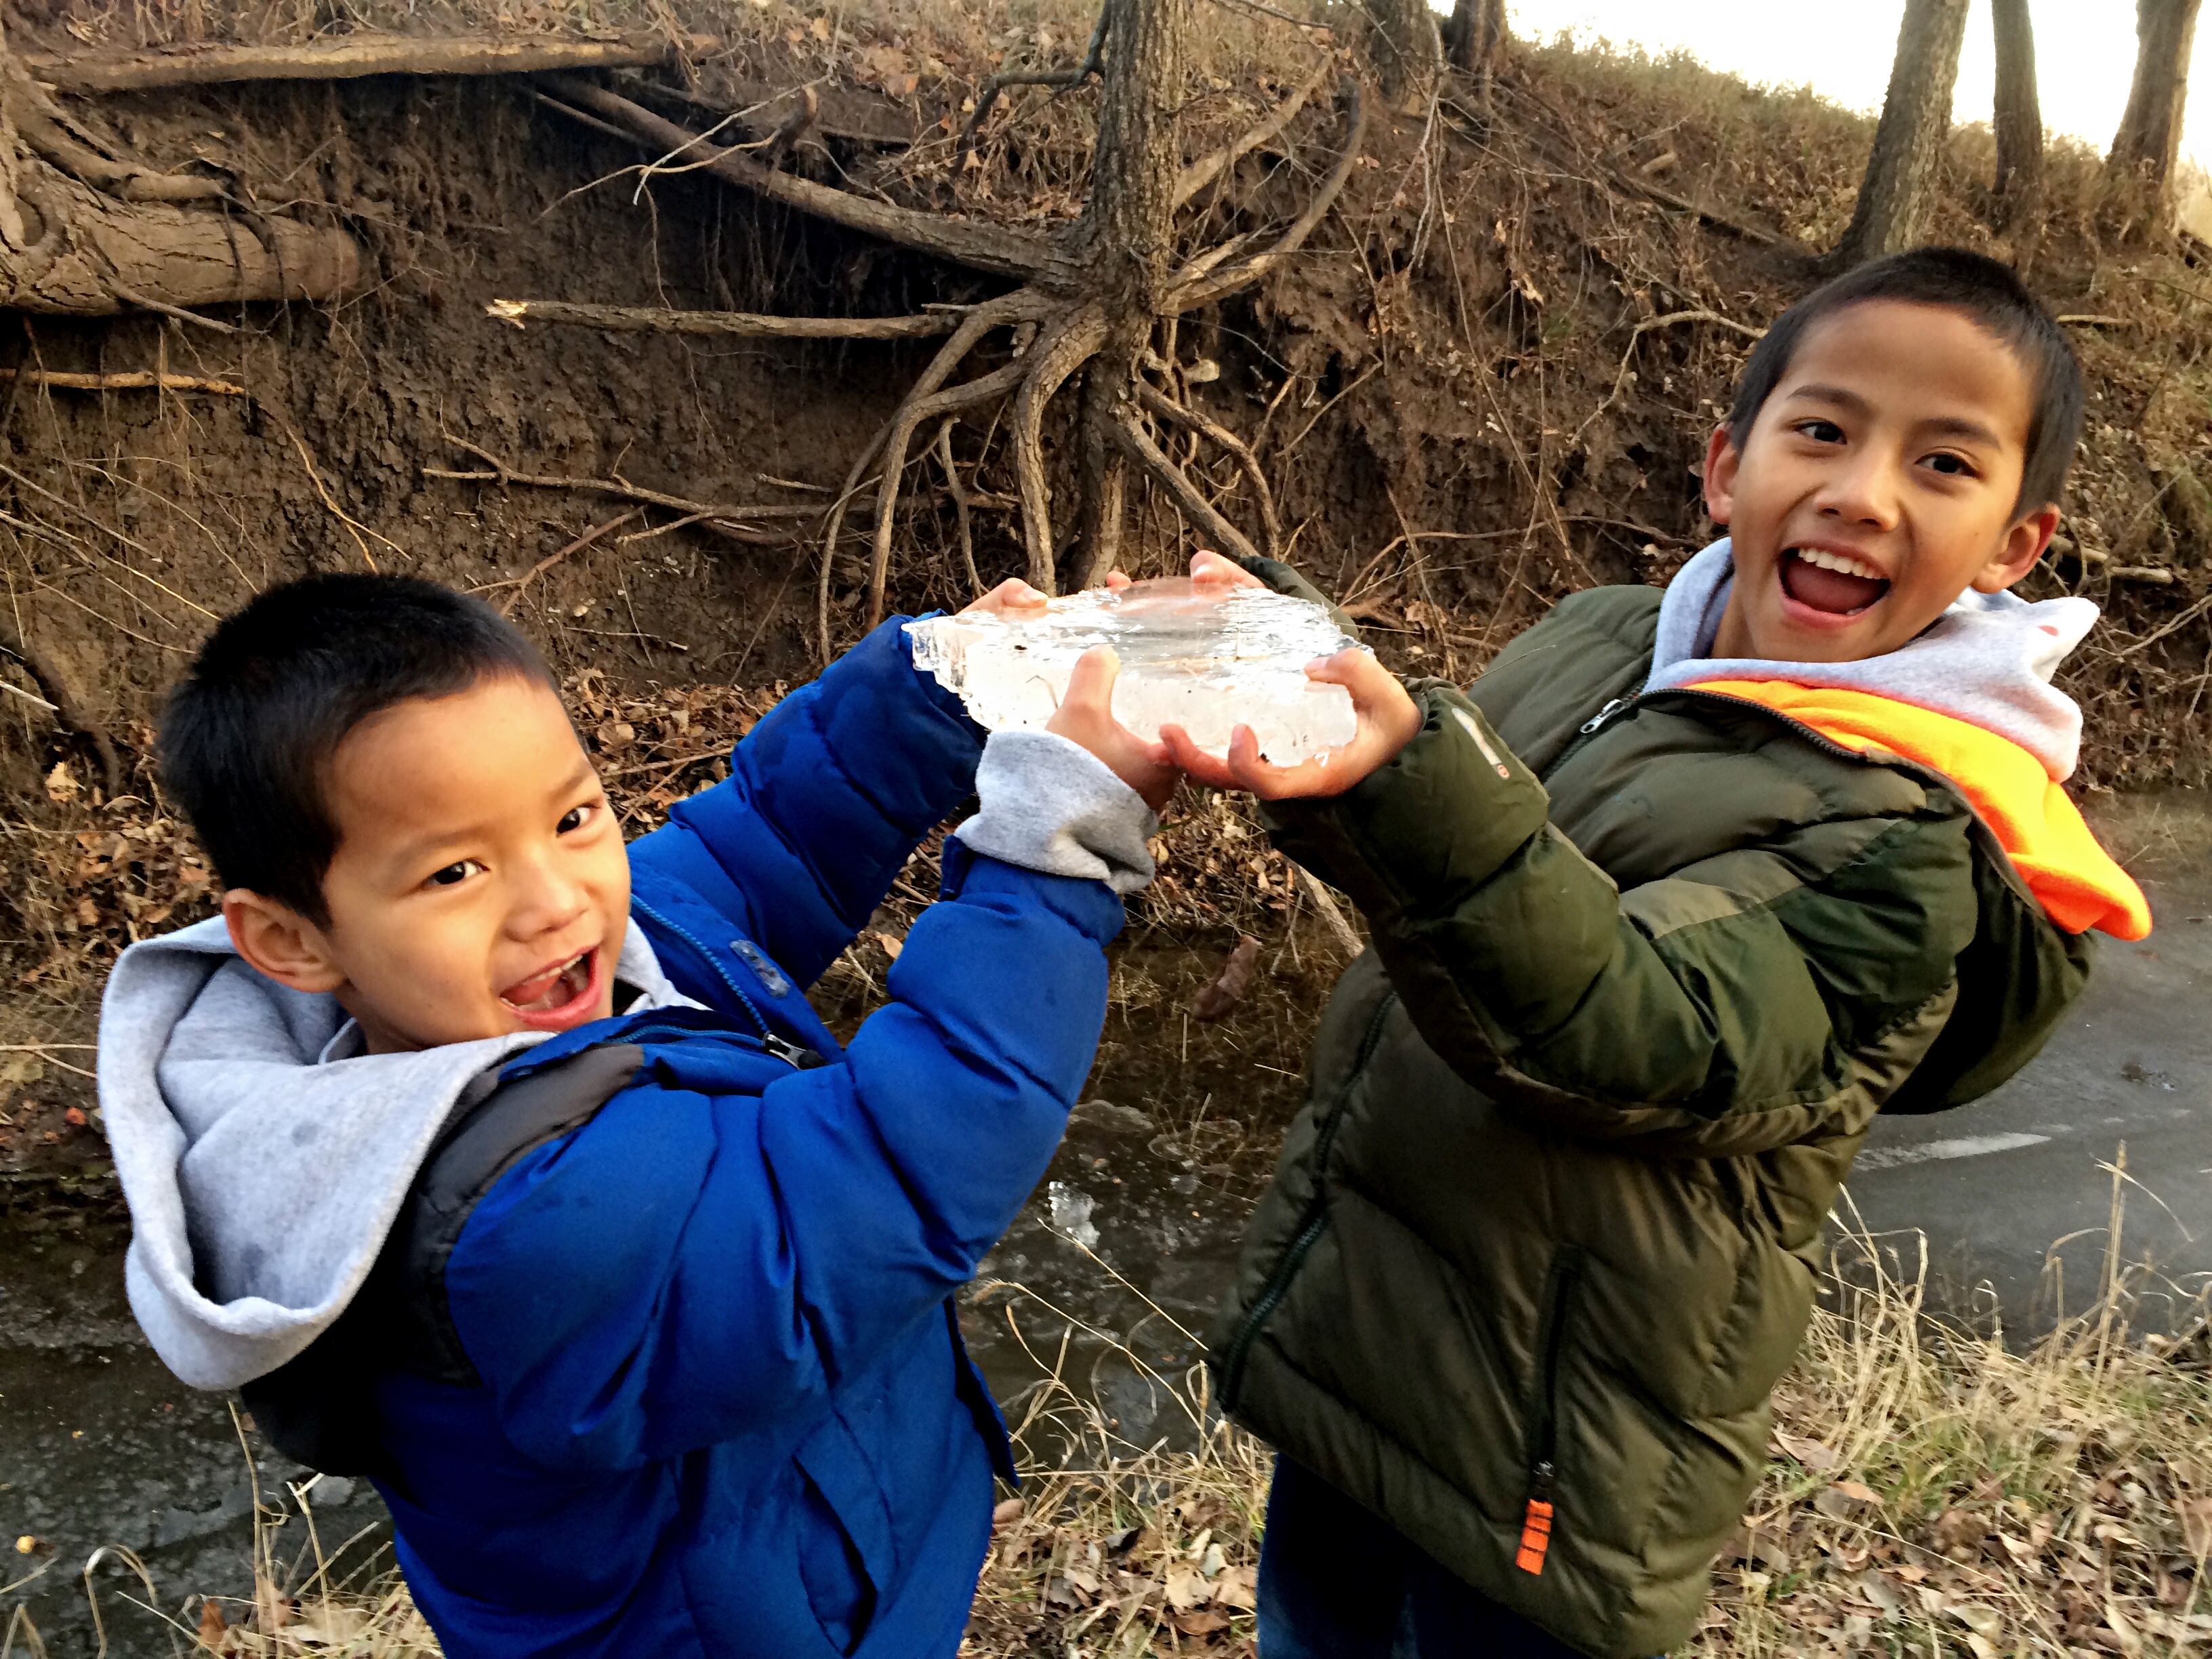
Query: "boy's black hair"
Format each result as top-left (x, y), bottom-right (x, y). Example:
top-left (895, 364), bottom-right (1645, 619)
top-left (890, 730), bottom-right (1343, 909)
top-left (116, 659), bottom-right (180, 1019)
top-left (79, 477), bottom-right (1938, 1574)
top-left (161, 573), bottom-right (556, 924)
top-left (1726, 247), bottom-right (2085, 515)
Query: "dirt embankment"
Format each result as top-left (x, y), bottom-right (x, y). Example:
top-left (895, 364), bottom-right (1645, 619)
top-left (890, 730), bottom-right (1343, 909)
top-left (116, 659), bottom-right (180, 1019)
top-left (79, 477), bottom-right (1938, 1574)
top-left (2, 15), bottom-right (2209, 1205)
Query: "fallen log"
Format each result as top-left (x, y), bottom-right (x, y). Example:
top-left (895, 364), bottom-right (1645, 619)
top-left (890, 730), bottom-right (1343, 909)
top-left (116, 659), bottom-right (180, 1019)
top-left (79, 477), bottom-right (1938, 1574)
top-left (24, 31), bottom-right (717, 94)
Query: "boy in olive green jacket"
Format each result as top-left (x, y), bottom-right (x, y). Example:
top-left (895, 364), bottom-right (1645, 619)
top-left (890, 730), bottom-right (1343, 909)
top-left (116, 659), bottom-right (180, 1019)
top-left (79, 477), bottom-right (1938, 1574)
top-left (1162, 249), bottom-right (2151, 1658)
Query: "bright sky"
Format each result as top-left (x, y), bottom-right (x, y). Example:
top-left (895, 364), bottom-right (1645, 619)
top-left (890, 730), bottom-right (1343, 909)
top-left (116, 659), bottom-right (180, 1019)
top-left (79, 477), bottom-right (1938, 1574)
top-left (1500, 0), bottom-right (2209, 170)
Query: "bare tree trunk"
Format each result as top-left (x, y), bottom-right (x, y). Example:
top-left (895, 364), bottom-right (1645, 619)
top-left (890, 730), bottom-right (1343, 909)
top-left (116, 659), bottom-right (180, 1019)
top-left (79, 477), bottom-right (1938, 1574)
top-left (1833, 0), bottom-right (1969, 268)
top-left (1063, 0), bottom-right (1186, 589)
top-left (1991, 0), bottom-right (2043, 227)
top-left (2110, 0), bottom-right (2203, 201)
top-left (1368, 0), bottom-right (1441, 112)
top-left (1443, 0), bottom-right (1507, 99)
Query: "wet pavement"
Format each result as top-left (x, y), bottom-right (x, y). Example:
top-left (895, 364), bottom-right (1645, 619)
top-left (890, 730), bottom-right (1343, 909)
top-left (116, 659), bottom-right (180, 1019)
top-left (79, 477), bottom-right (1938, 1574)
top-left (4, 790), bottom-right (2206, 1651)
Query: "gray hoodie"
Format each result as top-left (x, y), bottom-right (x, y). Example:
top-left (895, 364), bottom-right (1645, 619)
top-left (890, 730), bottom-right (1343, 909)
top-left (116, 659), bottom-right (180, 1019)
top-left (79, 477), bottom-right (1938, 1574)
top-left (1647, 538), bottom-right (2097, 781)
top-left (101, 729), bottom-right (1153, 1393)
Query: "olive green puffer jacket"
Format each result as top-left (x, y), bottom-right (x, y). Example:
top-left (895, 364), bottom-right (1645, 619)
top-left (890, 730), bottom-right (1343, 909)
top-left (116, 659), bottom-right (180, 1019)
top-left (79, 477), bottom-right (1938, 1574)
top-left (1210, 582), bottom-right (2094, 1658)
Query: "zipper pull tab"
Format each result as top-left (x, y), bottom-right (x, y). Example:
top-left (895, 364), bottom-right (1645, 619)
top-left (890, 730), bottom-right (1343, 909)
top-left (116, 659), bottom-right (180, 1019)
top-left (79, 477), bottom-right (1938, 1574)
top-left (762, 1033), bottom-right (823, 1069)
top-left (1516, 1462), bottom-right (1556, 1575)
top-left (1578, 697), bottom-right (1629, 736)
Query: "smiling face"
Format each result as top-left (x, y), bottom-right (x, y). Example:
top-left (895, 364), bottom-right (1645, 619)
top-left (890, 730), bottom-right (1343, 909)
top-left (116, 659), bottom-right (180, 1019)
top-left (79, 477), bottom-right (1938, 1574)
top-left (223, 674), bottom-right (628, 1054)
top-left (1704, 299), bottom-right (2061, 664)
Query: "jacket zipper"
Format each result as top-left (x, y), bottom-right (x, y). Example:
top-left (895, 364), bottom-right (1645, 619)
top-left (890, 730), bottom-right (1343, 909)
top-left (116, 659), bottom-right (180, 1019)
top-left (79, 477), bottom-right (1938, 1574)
top-left (1218, 988), bottom-right (1400, 1406)
top-left (1516, 1244), bottom-right (1585, 1576)
top-left (628, 896), bottom-right (781, 1048)
top-left (1540, 684), bottom-right (1647, 783)
top-left (615, 1017), bottom-right (813, 1068)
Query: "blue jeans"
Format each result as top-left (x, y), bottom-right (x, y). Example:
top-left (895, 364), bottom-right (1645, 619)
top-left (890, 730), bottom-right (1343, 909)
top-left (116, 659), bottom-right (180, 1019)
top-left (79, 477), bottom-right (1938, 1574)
top-left (1256, 1458), bottom-right (1593, 1659)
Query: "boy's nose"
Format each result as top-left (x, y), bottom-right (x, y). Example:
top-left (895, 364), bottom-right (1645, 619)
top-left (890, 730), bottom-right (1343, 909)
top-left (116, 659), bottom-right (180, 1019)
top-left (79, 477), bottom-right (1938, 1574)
top-left (508, 861), bottom-right (593, 938)
top-left (1816, 451), bottom-right (1901, 531)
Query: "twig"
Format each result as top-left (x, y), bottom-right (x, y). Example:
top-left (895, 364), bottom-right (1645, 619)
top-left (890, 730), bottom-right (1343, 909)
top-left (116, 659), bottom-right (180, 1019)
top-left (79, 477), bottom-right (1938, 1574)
top-left (959, 7), bottom-right (1109, 163)
top-left (1572, 309), bottom-right (1766, 452)
top-left (2111, 591), bottom-right (2212, 660)
top-left (428, 437), bottom-right (814, 529)
top-left (1609, 167), bottom-right (1799, 251)
top-left (937, 419), bottom-right (983, 599)
top-left (279, 421), bottom-right (403, 571)
top-left (0, 367), bottom-right (245, 395)
top-left (1293, 865), bottom-right (1363, 958)
top-left (2056, 314), bottom-right (2131, 328)
top-left (0, 611), bottom-right (120, 792)
top-left (1134, 380), bottom-right (1282, 558)
top-left (103, 281), bottom-right (238, 335)
top-left (600, 747), bottom-right (726, 780)
top-left (1274, 362), bottom-right (1380, 461)
top-left (867, 359), bottom-right (1032, 626)
top-left (525, 87), bottom-right (635, 145)
top-left (476, 510), bottom-right (641, 615)
top-left (484, 298), bottom-right (968, 339)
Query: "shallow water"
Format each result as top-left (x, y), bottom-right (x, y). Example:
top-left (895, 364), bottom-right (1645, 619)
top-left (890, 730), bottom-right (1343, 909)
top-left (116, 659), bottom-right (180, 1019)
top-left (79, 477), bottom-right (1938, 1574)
top-left (5, 790), bottom-right (2208, 1652)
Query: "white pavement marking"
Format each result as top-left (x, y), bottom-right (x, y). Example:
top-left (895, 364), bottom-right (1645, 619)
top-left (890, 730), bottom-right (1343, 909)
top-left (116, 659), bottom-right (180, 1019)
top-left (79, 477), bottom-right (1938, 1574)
top-left (1853, 1132), bottom-right (2052, 1173)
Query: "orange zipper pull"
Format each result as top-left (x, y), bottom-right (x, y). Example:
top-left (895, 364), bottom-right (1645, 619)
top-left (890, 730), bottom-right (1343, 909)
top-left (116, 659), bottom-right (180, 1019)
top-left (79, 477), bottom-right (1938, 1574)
top-left (1515, 1495), bottom-right (1554, 1574)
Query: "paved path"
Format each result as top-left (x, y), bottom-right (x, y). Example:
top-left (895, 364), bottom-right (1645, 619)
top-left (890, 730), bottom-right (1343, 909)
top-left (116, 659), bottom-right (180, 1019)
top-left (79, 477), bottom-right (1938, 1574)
top-left (1847, 795), bottom-right (2212, 1331)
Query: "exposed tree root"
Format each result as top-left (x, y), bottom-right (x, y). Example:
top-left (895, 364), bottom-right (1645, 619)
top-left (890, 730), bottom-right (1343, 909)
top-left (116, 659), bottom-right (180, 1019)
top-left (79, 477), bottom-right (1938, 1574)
top-left (425, 438), bottom-right (820, 542)
top-left (1010, 304), bottom-right (1111, 590)
top-left (26, 32), bottom-right (716, 93)
top-left (0, 613), bottom-right (120, 794)
top-left (476, 510), bottom-right (642, 616)
top-left (485, 298), bottom-right (969, 339)
top-left (1172, 58), bottom-right (1331, 208)
top-left (1110, 410), bottom-right (1262, 565)
top-left (935, 421), bottom-right (983, 598)
top-left (0, 367), bottom-right (244, 394)
top-left (1134, 379), bottom-right (1281, 558)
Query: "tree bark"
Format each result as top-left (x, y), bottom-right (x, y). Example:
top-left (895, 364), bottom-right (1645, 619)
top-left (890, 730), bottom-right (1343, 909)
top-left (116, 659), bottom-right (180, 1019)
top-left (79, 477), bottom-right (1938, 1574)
top-left (1368, 0), bottom-right (1441, 110)
top-left (1833, 0), bottom-right (1969, 268)
top-left (24, 32), bottom-right (716, 93)
top-left (1443, 0), bottom-right (1507, 94)
top-left (1991, 0), bottom-right (2043, 226)
top-left (1061, 0), bottom-right (1186, 588)
top-left (2110, 0), bottom-right (2203, 199)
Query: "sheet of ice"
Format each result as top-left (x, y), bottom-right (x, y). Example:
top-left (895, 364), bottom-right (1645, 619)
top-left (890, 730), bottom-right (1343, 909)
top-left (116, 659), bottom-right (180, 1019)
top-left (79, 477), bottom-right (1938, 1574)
top-left (905, 579), bottom-right (1363, 763)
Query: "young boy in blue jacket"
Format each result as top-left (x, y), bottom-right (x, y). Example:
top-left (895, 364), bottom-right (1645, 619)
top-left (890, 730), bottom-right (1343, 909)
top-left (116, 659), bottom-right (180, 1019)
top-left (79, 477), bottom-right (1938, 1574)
top-left (98, 571), bottom-right (1177, 1658)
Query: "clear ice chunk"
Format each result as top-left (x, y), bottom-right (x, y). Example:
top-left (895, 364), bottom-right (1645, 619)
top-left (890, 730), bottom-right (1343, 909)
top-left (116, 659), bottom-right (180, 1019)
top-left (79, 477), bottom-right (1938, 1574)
top-left (904, 578), bottom-right (1364, 763)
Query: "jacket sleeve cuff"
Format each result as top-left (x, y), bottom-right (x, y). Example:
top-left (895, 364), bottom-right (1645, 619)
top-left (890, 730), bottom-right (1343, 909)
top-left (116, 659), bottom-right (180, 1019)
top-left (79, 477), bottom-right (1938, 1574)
top-left (952, 730), bottom-right (1158, 895)
top-left (1265, 683), bottom-right (1551, 918)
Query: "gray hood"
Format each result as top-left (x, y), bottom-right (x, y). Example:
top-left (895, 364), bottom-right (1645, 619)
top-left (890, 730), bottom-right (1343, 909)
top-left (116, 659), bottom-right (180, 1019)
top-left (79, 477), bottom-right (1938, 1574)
top-left (99, 918), bottom-right (696, 1391)
top-left (1647, 538), bottom-right (2098, 781)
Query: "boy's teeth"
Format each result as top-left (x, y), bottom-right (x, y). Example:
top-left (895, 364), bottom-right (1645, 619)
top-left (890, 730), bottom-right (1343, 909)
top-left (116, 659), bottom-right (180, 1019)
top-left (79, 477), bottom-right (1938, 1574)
top-left (1793, 547), bottom-right (1883, 581)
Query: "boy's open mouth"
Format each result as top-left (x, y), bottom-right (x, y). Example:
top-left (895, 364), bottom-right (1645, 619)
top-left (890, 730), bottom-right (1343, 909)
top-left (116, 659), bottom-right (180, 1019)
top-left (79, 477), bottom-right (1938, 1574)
top-left (498, 947), bottom-right (602, 1028)
top-left (1780, 547), bottom-right (1890, 617)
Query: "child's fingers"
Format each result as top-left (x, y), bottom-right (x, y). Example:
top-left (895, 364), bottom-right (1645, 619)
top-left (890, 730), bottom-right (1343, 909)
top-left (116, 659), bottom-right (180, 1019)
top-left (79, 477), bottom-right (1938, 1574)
top-left (1061, 645), bottom-right (1120, 714)
top-left (1159, 724), bottom-right (1241, 789)
top-left (1103, 570), bottom-right (1134, 592)
top-left (1189, 550), bottom-right (1265, 590)
top-left (963, 577), bottom-right (1050, 614)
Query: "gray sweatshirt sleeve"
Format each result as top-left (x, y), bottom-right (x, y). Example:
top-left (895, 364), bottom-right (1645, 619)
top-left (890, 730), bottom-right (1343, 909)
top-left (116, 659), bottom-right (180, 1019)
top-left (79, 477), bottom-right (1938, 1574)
top-left (954, 729), bottom-right (1158, 895)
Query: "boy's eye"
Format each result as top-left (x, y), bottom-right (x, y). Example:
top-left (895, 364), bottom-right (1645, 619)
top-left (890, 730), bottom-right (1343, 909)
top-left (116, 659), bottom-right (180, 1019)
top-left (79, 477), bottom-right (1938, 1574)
top-left (1793, 419), bottom-right (1846, 445)
top-left (426, 859), bottom-right (484, 888)
top-left (557, 803), bottom-right (598, 835)
top-left (1921, 452), bottom-right (1975, 477)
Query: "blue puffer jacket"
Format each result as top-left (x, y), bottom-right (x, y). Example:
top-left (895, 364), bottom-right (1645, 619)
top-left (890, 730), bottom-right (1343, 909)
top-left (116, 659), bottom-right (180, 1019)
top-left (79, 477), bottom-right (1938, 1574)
top-left (368, 620), bottom-right (1124, 1657)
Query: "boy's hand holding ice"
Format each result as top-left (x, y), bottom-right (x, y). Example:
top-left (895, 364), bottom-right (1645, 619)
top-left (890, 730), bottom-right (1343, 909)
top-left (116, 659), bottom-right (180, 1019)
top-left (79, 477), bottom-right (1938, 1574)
top-left (1160, 550), bottom-right (1420, 799)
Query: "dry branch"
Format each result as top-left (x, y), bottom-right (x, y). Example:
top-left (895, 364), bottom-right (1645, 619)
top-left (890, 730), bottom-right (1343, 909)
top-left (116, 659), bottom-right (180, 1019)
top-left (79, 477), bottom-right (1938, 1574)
top-left (0, 367), bottom-right (244, 394)
top-left (1111, 411), bottom-right (1263, 565)
top-left (1168, 79), bottom-right (1367, 311)
top-left (426, 439), bottom-right (816, 535)
top-left (1175, 59), bottom-right (1330, 207)
top-left (1135, 379), bottom-right (1281, 557)
top-left (0, 613), bottom-right (120, 792)
top-left (959, 7), bottom-right (1108, 163)
top-left (24, 33), bottom-right (716, 93)
top-left (485, 298), bottom-right (967, 339)
top-left (544, 76), bottom-right (1052, 282)
top-left (935, 421), bottom-right (983, 598)
top-left (478, 510), bottom-right (641, 615)
top-left (1573, 308), bottom-right (1765, 449)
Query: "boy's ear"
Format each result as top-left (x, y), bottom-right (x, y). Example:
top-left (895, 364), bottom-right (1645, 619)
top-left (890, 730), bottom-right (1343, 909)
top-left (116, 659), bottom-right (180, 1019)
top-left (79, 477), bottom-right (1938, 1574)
top-left (1701, 426), bottom-right (1740, 527)
top-left (222, 890), bottom-right (347, 995)
top-left (1973, 504), bottom-right (2062, 594)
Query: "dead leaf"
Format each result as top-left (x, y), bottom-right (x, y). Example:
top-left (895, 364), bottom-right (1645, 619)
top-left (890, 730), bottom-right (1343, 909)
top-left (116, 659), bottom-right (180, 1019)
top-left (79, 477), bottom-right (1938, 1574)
top-left (872, 929), bottom-right (903, 960)
top-left (62, 1105), bottom-right (85, 1127)
top-left (197, 1599), bottom-right (228, 1650)
top-left (1774, 1429), bottom-right (1838, 1471)
top-left (45, 760), bottom-right (78, 803)
top-left (2180, 1494), bottom-right (2212, 1557)
top-left (990, 1496), bottom-right (1024, 1530)
top-left (0, 1053), bottom-right (44, 1086)
top-left (1170, 1607), bottom-right (1233, 1635)
top-left (1164, 1562), bottom-right (1210, 1612)
top-left (1190, 935), bottom-right (1260, 1021)
top-left (1212, 1562), bottom-right (1258, 1610)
